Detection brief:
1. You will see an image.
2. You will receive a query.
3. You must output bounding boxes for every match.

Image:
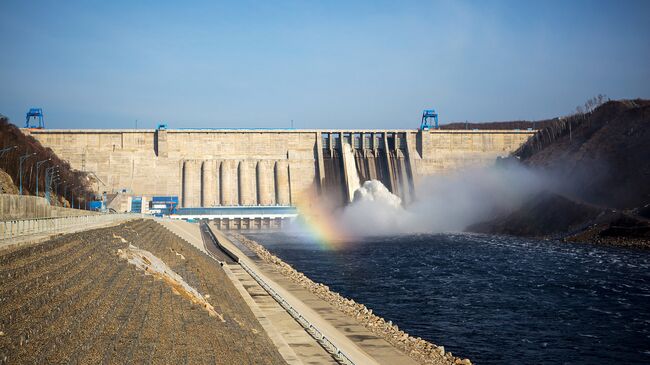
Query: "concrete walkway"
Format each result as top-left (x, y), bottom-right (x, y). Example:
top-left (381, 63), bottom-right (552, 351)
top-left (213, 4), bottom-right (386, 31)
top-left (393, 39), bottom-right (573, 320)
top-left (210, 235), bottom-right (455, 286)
top-left (224, 263), bottom-right (338, 365)
top-left (210, 225), bottom-right (419, 365)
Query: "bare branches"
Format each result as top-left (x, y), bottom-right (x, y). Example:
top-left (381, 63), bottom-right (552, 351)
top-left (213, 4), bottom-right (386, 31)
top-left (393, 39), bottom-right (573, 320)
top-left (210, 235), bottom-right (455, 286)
top-left (577, 94), bottom-right (608, 115)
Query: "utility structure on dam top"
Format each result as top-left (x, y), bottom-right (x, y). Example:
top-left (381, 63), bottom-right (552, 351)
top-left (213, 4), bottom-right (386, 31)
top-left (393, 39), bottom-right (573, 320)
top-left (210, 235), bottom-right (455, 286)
top-left (23, 127), bottom-right (535, 209)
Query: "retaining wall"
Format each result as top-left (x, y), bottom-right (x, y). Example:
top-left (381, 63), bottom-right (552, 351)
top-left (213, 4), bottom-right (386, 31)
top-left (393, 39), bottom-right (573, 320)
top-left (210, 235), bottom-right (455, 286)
top-left (0, 194), bottom-right (98, 220)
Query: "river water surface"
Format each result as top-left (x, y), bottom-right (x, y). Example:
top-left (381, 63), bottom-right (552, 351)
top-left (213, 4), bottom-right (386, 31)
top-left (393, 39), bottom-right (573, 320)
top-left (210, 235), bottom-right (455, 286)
top-left (242, 231), bottom-right (650, 365)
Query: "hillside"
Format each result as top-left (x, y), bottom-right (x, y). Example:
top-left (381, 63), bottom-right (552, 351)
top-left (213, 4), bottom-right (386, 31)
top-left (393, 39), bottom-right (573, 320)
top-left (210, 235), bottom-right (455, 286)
top-left (441, 119), bottom-right (554, 130)
top-left (469, 191), bottom-right (604, 237)
top-left (517, 99), bottom-right (650, 209)
top-left (469, 100), bottom-right (650, 247)
top-left (0, 115), bottom-right (93, 206)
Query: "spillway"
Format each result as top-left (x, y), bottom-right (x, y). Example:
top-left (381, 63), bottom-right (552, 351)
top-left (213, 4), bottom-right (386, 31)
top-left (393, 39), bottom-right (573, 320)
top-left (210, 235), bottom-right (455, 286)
top-left (321, 132), bottom-right (415, 207)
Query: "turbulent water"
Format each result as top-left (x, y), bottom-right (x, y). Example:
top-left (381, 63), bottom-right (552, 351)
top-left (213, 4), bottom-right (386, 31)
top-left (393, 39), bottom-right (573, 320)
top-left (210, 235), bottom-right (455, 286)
top-left (242, 231), bottom-right (650, 365)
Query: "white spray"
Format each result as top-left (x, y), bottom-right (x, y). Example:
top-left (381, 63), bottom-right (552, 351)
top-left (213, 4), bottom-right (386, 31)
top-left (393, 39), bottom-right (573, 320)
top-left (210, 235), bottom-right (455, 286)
top-left (337, 163), bottom-right (551, 236)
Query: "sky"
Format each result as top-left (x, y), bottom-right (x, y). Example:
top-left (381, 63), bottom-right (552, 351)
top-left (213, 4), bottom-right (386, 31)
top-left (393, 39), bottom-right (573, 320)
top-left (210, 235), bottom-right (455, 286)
top-left (1, 0), bottom-right (649, 129)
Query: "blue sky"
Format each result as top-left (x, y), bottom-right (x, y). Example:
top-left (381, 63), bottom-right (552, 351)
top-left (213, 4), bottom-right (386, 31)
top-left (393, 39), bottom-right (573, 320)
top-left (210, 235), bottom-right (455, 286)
top-left (1, 0), bottom-right (649, 129)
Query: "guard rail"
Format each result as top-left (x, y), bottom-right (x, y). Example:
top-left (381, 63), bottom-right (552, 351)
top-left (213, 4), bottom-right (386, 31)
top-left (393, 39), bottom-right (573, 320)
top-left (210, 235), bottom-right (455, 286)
top-left (239, 260), bottom-right (356, 365)
top-left (1, 213), bottom-right (138, 241)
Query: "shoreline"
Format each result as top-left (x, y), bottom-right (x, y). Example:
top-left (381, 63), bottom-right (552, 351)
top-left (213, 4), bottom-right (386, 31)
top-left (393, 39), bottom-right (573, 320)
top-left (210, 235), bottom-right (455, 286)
top-left (231, 233), bottom-right (472, 365)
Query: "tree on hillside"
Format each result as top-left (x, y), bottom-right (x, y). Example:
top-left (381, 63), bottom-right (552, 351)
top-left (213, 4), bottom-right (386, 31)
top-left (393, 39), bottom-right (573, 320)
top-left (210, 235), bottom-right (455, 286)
top-left (577, 94), bottom-right (608, 115)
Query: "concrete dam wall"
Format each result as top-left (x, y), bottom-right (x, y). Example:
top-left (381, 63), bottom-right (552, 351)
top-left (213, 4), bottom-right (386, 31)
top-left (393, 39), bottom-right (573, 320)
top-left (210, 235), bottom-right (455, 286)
top-left (24, 128), bottom-right (534, 207)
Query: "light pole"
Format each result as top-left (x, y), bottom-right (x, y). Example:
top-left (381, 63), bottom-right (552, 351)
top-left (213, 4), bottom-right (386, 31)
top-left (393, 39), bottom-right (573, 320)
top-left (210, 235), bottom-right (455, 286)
top-left (67, 185), bottom-right (75, 208)
top-left (19, 152), bottom-right (36, 195)
top-left (35, 158), bottom-right (51, 197)
top-left (53, 178), bottom-right (61, 205)
top-left (0, 145), bottom-right (17, 158)
top-left (44, 166), bottom-right (58, 203)
top-left (77, 188), bottom-right (86, 210)
top-left (71, 186), bottom-right (81, 209)
top-left (62, 181), bottom-right (67, 204)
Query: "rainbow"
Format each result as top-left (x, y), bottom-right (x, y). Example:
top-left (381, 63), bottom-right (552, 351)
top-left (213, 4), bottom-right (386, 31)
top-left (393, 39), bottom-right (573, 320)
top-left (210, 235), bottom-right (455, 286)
top-left (293, 188), bottom-right (350, 250)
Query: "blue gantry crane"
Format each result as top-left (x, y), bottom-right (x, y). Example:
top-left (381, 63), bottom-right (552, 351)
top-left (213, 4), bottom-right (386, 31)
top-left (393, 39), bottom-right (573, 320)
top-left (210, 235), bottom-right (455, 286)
top-left (420, 109), bottom-right (439, 130)
top-left (25, 108), bottom-right (45, 129)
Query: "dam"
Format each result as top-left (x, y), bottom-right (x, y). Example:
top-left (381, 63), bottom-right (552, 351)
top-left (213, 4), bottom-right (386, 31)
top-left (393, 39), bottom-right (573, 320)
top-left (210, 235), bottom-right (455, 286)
top-left (23, 127), bottom-right (534, 209)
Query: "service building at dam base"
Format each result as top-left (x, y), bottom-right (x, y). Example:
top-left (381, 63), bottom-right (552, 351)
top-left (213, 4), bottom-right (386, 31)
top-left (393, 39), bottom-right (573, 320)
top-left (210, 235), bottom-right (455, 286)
top-left (24, 127), bottom-right (534, 225)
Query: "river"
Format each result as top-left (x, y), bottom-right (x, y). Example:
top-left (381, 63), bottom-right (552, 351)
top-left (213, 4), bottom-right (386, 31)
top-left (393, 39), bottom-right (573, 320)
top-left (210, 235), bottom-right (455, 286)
top-left (241, 231), bottom-right (650, 364)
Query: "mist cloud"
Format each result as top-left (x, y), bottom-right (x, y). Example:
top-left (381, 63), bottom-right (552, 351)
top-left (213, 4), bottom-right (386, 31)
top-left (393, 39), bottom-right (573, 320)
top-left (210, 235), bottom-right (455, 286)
top-left (337, 162), bottom-right (554, 236)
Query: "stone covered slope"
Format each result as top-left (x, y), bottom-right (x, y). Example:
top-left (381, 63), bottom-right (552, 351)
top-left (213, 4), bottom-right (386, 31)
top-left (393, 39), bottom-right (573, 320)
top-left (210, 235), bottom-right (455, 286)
top-left (0, 219), bottom-right (286, 365)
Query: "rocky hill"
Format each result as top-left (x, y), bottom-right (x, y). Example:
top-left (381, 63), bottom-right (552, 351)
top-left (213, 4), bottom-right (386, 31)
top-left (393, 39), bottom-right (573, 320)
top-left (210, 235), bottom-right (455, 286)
top-left (469, 100), bottom-right (650, 247)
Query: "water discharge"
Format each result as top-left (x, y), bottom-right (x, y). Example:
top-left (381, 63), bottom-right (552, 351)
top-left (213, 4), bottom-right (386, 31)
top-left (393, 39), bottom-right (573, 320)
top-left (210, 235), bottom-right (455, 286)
top-left (335, 163), bottom-right (550, 236)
